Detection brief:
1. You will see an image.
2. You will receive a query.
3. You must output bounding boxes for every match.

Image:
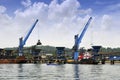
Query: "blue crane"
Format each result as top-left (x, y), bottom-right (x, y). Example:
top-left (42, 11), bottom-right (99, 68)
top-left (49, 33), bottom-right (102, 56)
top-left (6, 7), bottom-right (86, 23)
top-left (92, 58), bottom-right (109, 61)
top-left (72, 17), bottom-right (92, 61)
top-left (19, 19), bottom-right (39, 56)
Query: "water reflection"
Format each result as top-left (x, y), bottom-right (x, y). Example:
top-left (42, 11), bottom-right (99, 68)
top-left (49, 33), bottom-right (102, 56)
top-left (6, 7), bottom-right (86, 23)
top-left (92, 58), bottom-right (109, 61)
top-left (17, 64), bottom-right (24, 80)
top-left (90, 65), bottom-right (103, 78)
top-left (0, 64), bottom-right (119, 80)
top-left (18, 64), bottom-right (23, 72)
top-left (73, 64), bottom-right (80, 80)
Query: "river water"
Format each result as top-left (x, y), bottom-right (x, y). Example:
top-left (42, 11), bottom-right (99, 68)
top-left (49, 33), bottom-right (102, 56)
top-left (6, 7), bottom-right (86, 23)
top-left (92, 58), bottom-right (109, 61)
top-left (0, 63), bottom-right (120, 80)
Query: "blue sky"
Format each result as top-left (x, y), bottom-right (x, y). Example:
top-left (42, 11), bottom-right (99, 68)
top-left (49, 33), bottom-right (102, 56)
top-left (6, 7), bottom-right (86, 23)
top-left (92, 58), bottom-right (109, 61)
top-left (0, 0), bottom-right (51, 16)
top-left (0, 0), bottom-right (120, 48)
top-left (0, 0), bottom-right (120, 16)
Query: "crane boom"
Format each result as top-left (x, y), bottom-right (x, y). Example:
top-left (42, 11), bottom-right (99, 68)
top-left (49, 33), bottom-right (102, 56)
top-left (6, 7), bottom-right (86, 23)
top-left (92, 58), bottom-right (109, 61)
top-left (78, 17), bottom-right (92, 44)
top-left (23, 19), bottom-right (38, 45)
top-left (19, 19), bottom-right (39, 56)
top-left (73, 17), bottom-right (92, 61)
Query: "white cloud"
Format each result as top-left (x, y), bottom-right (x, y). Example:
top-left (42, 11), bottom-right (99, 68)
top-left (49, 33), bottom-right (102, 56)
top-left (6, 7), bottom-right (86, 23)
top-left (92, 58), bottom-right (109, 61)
top-left (95, 1), bottom-right (114, 5)
top-left (15, 2), bottom-right (48, 23)
top-left (101, 15), bottom-right (112, 30)
top-left (0, 6), bottom-right (19, 48)
top-left (95, 1), bottom-right (106, 5)
top-left (106, 3), bottom-right (120, 12)
top-left (0, 5), bottom-right (6, 13)
top-left (79, 8), bottom-right (92, 15)
top-left (0, 0), bottom-right (120, 48)
top-left (88, 14), bottom-right (120, 48)
top-left (21, 0), bottom-right (32, 7)
top-left (48, 0), bottom-right (80, 22)
top-left (13, 0), bottom-right (93, 48)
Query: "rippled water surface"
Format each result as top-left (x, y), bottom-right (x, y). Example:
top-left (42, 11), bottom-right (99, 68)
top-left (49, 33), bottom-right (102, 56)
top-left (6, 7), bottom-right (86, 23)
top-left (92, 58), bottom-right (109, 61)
top-left (0, 63), bottom-right (120, 80)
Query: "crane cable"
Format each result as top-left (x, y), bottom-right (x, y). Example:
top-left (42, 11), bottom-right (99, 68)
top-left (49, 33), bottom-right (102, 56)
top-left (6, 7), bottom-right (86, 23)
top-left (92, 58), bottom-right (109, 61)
top-left (36, 24), bottom-right (42, 45)
top-left (38, 24), bottom-right (40, 40)
top-left (90, 25), bottom-right (93, 46)
top-left (22, 24), bottom-right (31, 39)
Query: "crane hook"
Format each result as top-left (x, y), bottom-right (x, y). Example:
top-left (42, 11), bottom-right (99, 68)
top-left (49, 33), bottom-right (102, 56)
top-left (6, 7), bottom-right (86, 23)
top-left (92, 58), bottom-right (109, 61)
top-left (36, 39), bottom-right (42, 45)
